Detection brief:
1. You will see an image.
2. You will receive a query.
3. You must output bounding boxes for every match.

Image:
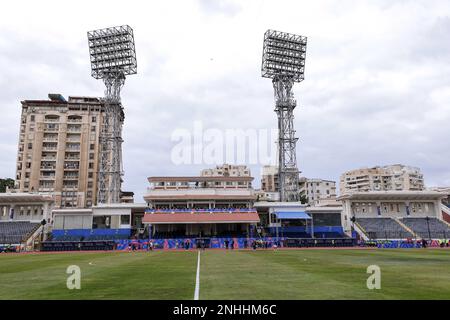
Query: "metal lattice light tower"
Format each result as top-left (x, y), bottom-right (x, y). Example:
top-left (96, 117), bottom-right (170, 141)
top-left (87, 25), bottom-right (137, 204)
top-left (261, 29), bottom-right (307, 202)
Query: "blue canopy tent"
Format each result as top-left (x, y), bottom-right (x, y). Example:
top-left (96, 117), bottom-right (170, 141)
top-left (273, 211), bottom-right (314, 238)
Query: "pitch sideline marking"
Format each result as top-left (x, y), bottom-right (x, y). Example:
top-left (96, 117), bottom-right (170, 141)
top-left (194, 250), bottom-right (201, 300)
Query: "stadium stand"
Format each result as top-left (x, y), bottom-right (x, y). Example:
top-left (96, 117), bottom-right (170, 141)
top-left (50, 234), bottom-right (129, 241)
top-left (400, 217), bottom-right (450, 239)
top-left (268, 226), bottom-right (346, 239)
top-left (147, 208), bottom-right (257, 213)
top-left (356, 218), bottom-right (413, 239)
top-left (0, 221), bottom-right (40, 245)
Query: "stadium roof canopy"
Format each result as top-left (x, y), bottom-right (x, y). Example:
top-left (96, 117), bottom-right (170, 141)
top-left (337, 191), bottom-right (446, 201)
top-left (274, 211), bottom-right (311, 220)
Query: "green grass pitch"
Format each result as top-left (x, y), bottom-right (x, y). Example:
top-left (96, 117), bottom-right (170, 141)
top-left (0, 249), bottom-right (449, 300)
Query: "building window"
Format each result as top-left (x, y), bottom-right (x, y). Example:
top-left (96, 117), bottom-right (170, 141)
top-left (30, 115), bottom-right (35, 122)
top-left (91, 126), bottom-right (96, 132)
top-left (90, 144), bottom-right (95, 150)
top-left (28, 143), bottom-right (32, 150)
top-left (121, 215), bottom-right (130, 225)
top-left (92, 116), bottom-right (96, 122)
top-left (88, 172), bottom-right (93, 179)
top-left (89, 153), bottom-right (94, 160)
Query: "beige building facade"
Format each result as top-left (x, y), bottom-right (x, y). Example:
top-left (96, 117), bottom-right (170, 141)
top-left (201, 164), bottom-right (251, 178)
top-left (0, 193), bottom-right (54, 222)
top-left (340, 164), bottom-right (424, 194)
top-left (261, 165), bottom-right (279, 193)
top-left (15, 94), bottom-right (104, 208)
top-left (299, 177), bottom-right (337, 205)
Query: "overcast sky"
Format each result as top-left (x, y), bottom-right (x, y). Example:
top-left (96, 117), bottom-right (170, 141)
top-left (1, 0), bottom-right (450, 201)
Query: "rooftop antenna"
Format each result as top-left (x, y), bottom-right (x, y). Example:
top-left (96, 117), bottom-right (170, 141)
top-left (87, 25), bottom-right (137, 204)
top-left (261, 29), bottom-right (307, 202)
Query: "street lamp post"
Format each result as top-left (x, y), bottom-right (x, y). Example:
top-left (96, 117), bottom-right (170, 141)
top-left (426, 216), bottom-right (431, 241)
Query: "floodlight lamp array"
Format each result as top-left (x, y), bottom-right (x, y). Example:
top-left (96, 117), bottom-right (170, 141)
top-left (88, 25), bottom-right (137, 80)
top-left (261, 29), bottom-right (307, 82)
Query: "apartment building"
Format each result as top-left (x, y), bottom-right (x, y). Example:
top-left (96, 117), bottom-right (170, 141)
top-left (15, 94), bottom-right (103, 208)
top-left (260, 165), bottom-right (279, 193)
top-left (299, 177), bottom-right (337, 205)
top-left (201, 164), bottom-right (251, 177)
top-left (340, 164), bottom-right (425, 194)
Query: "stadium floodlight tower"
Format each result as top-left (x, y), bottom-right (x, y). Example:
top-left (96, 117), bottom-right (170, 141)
top-left (87, 25), bottom-right (137, 204)
top-left (261, 29), bottom-right (307, 202)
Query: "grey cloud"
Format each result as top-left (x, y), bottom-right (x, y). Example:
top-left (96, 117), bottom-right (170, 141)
top-left (197, 0), bottom-right (241, 16)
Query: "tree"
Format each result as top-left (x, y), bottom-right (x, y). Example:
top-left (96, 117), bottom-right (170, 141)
top-left (0, 178), bottom-right (15, 193)
top-left (299, 194), bottom-right (309, 205)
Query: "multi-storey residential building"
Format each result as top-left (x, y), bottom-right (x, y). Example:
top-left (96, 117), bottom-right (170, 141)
top-left (261, 165), bottom-right (279, 193)
top-left (299, 177), bottom-right (337, 205)
top-left (340, 164), bottom-right (425, 194)
top-left (15, 94), bottom-right (103, 208)
top-left (201, 164), bottom-right (251, 177)
top-left (261, 166), bottom-right (336, 205)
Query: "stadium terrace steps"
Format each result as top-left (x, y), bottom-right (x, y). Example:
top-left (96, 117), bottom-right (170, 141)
top-left (0, 221), bottom-right (40, 245)
top-left (400, 217), bottom-right (450, 239)
top-left (353, 221), bottom-right (369, 241)
top-left (441, 204), bottom-right (450, 224)
top-left (442, 217), bottom-right (450, 228)
top-left (356, 218), bottom-right (413, 240)
top-left (395, 218), bottom-right (417, 238)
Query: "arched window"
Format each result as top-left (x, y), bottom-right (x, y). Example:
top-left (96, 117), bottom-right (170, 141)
top-left (44, 115), bottom-right (60, 121)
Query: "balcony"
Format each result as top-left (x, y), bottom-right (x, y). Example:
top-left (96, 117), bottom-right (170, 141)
top-left (44, 128), bottom-right (59, 133)
top-left (67, 118), bottom-right (82, 123)
top-left (43, 137), bottom-right (58, 142)
top-left (39, 187), bottom-right (54, 191)
top-left (67, 125), bottom-right (82, 133)
top-left (44, 118), bottom-right (59, 123)
top-left (63, 175), bottom-right (79, 180)
top-left (42, 143), bottom-right (58, 151)
top-left (64, 163), bottom-right (79, 170)
top-left (63, 185), bottom-right (78, 190)
top-left (41, 164), bottom-right (56, 170)
top-left (66, 143), bottom-right (81, 151)
top-left (40, 175), bottom-right (55, 180)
